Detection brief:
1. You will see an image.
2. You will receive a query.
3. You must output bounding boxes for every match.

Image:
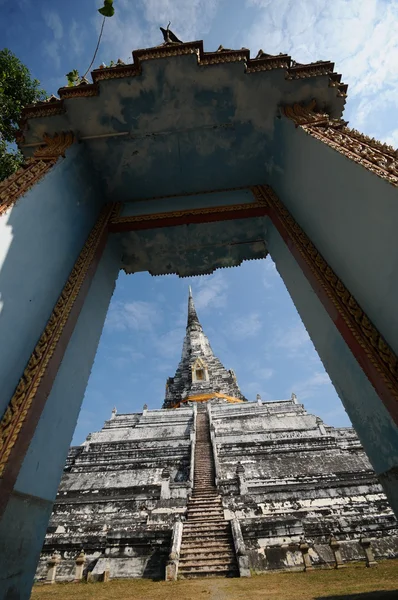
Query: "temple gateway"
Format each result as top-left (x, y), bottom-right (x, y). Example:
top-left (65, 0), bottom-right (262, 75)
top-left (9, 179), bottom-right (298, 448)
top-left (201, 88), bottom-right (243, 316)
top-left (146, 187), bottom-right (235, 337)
top-left (35, 290), bottom-right (398, 581)
top-left (1, 29), bottom-right (398, 598)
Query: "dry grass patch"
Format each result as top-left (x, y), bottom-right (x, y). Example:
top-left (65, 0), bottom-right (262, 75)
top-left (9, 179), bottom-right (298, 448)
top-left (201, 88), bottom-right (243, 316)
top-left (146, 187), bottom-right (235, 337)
top-left (31, 560), bottom-right (398, 600)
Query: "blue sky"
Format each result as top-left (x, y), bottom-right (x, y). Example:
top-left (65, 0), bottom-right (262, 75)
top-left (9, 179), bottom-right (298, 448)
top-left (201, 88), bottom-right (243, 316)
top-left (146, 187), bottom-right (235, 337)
top-left (1, 0), bottom-right (397, 444)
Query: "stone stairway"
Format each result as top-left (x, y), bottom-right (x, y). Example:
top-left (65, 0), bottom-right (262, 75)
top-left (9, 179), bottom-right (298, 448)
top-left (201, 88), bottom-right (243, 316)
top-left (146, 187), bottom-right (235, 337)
top-left (178, 406), bottom-right (238, 578)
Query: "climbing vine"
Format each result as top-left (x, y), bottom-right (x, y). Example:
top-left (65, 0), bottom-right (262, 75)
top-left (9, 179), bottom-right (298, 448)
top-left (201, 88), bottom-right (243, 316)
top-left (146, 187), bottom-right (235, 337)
top-left (66, 0), bottom-right (115, 87)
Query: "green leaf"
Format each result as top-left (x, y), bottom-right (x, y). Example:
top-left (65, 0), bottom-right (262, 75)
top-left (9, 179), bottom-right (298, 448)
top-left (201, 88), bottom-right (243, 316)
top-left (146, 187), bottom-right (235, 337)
top-left (66, 69), bottom-right (79, 87)
top-left (98, 0), bottom-right (114, 17)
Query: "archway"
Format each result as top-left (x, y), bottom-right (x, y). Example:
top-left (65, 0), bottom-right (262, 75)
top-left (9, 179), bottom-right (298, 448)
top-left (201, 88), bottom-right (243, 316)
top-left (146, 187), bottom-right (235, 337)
top-left (0, 41), bottom-right (397, 599)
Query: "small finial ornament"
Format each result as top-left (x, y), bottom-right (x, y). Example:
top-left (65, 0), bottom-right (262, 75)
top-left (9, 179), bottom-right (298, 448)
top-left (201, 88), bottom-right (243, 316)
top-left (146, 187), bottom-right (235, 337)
top-left (160, 22), bottom-right (183, 44)
top-left (111, 407), bottom-right (117, 420)
top-left (291, 392), bottom-right (298, 404)
top-left (256, 393), bottom-right (262, 405)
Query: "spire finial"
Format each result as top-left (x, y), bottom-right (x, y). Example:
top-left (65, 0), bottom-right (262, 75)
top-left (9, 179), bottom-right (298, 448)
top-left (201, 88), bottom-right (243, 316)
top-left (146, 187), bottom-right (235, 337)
top-left (187, 286), bottom-right (201, 329)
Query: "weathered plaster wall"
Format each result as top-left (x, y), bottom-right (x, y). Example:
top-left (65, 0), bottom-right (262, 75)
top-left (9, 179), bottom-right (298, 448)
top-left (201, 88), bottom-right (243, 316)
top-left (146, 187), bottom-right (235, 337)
top-left (265, 220), bottom-right (398, 514)
top-left (0, 236), bottom-right (122, 600)
top-left (0, 144), bottom-right (105, 412)
top-left (23, 54), bottom-right (344, 201)
top-left (121, 216), bottom-right (268, 277)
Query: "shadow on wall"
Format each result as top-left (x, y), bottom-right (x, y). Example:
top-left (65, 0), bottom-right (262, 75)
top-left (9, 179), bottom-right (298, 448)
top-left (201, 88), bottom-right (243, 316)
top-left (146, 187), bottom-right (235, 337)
top-left (316, 590), bottom-right (398, 599)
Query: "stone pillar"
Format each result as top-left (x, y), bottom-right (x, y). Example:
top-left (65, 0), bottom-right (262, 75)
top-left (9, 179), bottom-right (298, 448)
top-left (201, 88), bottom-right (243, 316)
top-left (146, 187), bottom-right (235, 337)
top-left (291, 392), bottom-right (298, 404)
top-left (46, 552), bottom-right (61, 584)
top-left (256, 394), bottom-right (262, 405)
top-left (165, 519), bottom-right (184, 581)
top-left (316, 416), bottom-right (326, 435)
top-left (236, 462), bottom-right (248, 495)
top-left (74, 550), bottom-right (86, 582)
top-left (329, 537), bottom-right (344, 569)
top-left (161, 468), bottom-right (171, 500)
top-left (360, 538), bottom-right (377, 567)
top-left (142, 403), bottom-right (148, 415)
top-left (299, 541), bottom-right (313, 571)
top-left (110, 407), bottom-right (117, 420)
top-left (231, 517), bottom-right (251, 577)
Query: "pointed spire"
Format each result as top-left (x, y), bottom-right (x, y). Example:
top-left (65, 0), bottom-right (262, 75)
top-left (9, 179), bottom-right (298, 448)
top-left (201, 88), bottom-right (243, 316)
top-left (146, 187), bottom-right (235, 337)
top-left (187, 286), bottom-right (201, 329)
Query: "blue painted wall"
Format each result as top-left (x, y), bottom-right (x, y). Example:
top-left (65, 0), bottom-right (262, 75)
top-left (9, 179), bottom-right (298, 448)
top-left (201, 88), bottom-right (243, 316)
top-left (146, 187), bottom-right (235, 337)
top-left (0, 235), bottom-right (122, 600)
top-left (266, 219), bottom-right (398, 515)
top-left (0, 144), bottom-right (104, 414)
top-left (270, 118), bottom-right (398, 358)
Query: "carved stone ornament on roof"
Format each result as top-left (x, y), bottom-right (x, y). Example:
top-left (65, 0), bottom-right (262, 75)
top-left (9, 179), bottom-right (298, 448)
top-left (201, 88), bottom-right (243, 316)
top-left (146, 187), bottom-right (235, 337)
top-left (0, 131), bottom-right (74, 217)
top-left (283, 101), bottom-right (398, 187)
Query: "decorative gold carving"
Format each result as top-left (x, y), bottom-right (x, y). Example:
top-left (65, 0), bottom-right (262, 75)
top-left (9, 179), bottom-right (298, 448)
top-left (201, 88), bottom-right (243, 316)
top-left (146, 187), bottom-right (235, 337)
top-left (283, 102), bottom-right (398, 187)
top-left (21, 102), bottom-right (65, 120)
top-left (59, 85), bottom-right (99, 99)
top-left (0, 132), bottom-right (74, 216)
top-left (172, 392), bottom-right (244, 409)
top-left (111, 193), bottom-right (268, 226)
top-left (252, 185), bottom-right (398, 405)
top-left (0, 204), bottom-right (113, 477)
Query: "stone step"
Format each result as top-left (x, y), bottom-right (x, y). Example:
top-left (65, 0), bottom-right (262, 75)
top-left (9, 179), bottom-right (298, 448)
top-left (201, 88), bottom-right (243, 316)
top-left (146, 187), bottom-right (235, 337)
top-left (179, 559), bottom-right (237, 568)
top-left (184, 519), bottom-right (230, 535)
top-left (187, 516), bottom-right (225, 522)
top-left (187, 508), bottom-right (224, 521)
top-left (181, 541), bottom-right (233, 551)
top-left (179, 555), bottom-right (235, 566)
top-left (188, 496), bottom-right (221, 502)
top-left (184, 520), bottom-right (230, 538)
top-left (187, 508), bottom-right (223, 515)
top-left (178, 567), bottom-right (238, 578)
top-left (180, 551), bottom-right (235, 561)
top-left (181, 548), bottom-right (233, 557)
top-left (188, 500), bottom-right (222, 507)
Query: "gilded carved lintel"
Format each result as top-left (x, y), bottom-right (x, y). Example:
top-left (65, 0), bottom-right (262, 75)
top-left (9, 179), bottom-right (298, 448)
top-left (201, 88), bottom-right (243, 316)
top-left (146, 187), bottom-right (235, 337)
top-left (252, 184), bottom-right (398, 409)
top-left (0, 132), bottom-right (74, 216)
top-left (110, 192), bottom-right (268, 226)
top-left (0, 203), bottom-right (113, 478)
top-left (283, 102), bottom-right (398, 187)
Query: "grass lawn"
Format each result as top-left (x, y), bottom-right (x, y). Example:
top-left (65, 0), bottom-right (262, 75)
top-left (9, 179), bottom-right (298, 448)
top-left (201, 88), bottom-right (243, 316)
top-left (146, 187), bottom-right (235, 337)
top-left (31, 560), bottom-right (398, 600)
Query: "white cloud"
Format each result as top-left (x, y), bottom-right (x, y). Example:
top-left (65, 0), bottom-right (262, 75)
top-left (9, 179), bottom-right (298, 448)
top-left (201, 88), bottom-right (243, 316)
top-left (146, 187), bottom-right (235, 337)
top-left (384, 128), bottom-right (398, 150)
top-left (154, 327), bottom-right (185, 358)
top-left (275, 322), bottom-right (311, 355)
top-left (143, 0), bottom-right (218, 41)
top-left (43, 10), bottom-right (63, 40)
top-left (42, 10), bottom-right (63, 69)
top-left (105, 300), bottom-right (161, 331)
top-left (243, 0), bottom-right (398, 140)
top-left (257, 367), bottom-right (274, 380)
top-left (69, 20), bottom-right (85, 57)
top-left (291, 370), bottom-right (331, 400)
top-left (193, 271), bottom-right (229, 311)
top-left (230, 312), bottom-right (262, 339)
top-left (263, 256), bottom-right (278, 290)
top-left (97, 0), bottom-right (219, 65)
top-left (42, 39), bottom-right (61, 70)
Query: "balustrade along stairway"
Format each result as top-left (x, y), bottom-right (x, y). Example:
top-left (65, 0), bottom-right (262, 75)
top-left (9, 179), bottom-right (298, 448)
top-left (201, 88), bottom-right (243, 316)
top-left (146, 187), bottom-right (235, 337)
top-left (178, 405), bottom-right (238, 578)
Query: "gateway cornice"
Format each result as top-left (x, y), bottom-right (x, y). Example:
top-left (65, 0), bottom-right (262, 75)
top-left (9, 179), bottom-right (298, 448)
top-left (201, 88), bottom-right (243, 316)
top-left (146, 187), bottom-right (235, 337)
top-left (18, 40), bottom-right (346, 148)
